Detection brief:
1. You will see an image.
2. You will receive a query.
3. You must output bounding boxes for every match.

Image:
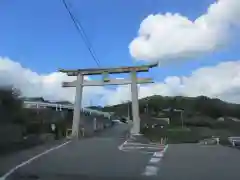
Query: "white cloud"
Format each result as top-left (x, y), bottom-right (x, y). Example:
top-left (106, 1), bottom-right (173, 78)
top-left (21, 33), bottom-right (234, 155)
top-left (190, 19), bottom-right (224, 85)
top-left (0, 57), bottom-right (106, 106)
top-left (103, 60), bottom-right (240, 105)
top-left (129, 0), bottom-right (240, 63)
top-left (1, 57), bottom-right (240, 106)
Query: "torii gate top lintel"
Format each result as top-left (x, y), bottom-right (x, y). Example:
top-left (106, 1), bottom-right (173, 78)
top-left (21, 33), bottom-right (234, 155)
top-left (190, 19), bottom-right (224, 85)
top-left (59, 63), bottom-right (158, 76)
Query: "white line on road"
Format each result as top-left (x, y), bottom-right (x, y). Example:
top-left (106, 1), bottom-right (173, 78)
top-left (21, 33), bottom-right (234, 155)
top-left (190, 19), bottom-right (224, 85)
top-left (149, 157), bottom-right (161, 164)
top-left (121, 146), bottom-right (164, 150)
top-left (142, 144), bottom-right (169, 176)
top-left (153, 151), bottom-right (164, 158)
top-left (123, 143), bottom-right (165, 148)
top-left (153, 144), bottom-right (168, 157)
top-left (118, 138), bottom-right (165, 152)
top-left (125, 142), bottom-right (163, 146)
top-left (118, 139), bottom-right (128, 150)
top-left (121, 149), bottom-right (155, 154)
top-left (121, 146), bottom-right (145, 149)
top-left (0, 141), bottom-right (71, 180)
top-left (163, 144), bottom-right (169, 153)
top-left (142, 166), bottom-right (159, 176)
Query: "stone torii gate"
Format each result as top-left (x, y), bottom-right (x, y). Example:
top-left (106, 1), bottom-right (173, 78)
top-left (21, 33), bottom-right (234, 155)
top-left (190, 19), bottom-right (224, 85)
top-left (59, 63), bottom-right (158, 139)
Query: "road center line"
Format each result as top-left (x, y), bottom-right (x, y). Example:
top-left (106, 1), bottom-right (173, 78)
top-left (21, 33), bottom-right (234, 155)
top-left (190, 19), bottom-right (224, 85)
top-left (149, 157), bottom-right (161, 163)
top-left (153, 152), bottom-right (164, 157)
top-left (142, 144), bottom-right (169, 176)
top-left (153, 144), bottom-right (168, 157)
top-left (0, 141), bottom-right (71, 180)
top-left (142, 166), bottom-right (158, 176)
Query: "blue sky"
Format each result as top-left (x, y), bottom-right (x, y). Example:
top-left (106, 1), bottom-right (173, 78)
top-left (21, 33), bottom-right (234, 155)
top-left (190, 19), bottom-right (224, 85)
top-left (1, 0), bottom-right (240, 105)
top-left (1, 0), bottom-right (239, 81)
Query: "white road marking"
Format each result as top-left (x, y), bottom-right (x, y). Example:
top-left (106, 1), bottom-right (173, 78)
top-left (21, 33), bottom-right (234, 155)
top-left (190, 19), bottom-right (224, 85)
top-left (142, 144), bottom-right (169, 176)
top-left (153, 152), bottom-right (164, 158)
top-left (123, 143), bottom-right (164, 148)
top-left (144, 146), bottom-right (164, 149)
top-left (118, 140), bottom-right (128, 150)
top-left (153, 144), bottom-right (168, 157)
top-left (149, 157), bottom-right (161, 164)
top-left (0, 141), bottom-right (71, 180)
top-left (142, 166), bottom-right (158, 176)
top-left (163, 144), bottom-right (169, 153)
top-left (122, 146), bottom-right (164, 151)
top-left (121, 149), bottom-right (154, 154)
top-left (124, 142), bottom-right (161, 146)
top-left (119, 137), bottom-right (165, 151)
top-left (121, 146), bottom-right (145, 149)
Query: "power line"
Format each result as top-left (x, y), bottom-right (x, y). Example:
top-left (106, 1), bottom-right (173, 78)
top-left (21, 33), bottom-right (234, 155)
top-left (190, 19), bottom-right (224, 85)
top-left (62, 0), bottom-right (101, 67)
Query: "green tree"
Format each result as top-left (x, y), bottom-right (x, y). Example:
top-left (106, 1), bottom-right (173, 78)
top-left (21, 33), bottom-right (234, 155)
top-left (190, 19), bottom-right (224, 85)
top-left (0, 86), bottom-right (24, 124)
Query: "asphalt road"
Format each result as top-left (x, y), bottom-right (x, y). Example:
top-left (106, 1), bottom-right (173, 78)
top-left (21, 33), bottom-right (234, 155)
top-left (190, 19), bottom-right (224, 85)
top-left (1, 123), bottom-right (240, 180)
top-left (158, 144), bottom-right (240, 180)
top-left (1, 123), bottom-right (157, 180)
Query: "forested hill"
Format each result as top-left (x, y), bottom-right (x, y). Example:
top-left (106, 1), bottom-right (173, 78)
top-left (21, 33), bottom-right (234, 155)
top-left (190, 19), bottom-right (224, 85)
top-left (101, 95), bottom-right (240, 119)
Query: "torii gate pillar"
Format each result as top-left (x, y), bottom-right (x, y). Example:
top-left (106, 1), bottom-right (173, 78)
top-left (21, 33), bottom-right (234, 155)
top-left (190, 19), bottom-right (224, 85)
top-left (130, 70), bottom-right (140, 135)
top-left (72, 73), bottom-right (84, 138)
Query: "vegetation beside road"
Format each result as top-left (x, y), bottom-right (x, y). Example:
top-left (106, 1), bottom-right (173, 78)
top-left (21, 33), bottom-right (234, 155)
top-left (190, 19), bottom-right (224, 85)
top-left (0, 87), bottom-right (70, 155)
top-left (2, 84), bottom-right (240, 148)
top-left (103, 95), bottom-right (240, 144)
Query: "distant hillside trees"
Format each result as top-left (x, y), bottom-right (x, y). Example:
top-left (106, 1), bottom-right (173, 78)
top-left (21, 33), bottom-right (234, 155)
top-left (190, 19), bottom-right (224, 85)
top-left (103, 95), bottom-right (240, 120)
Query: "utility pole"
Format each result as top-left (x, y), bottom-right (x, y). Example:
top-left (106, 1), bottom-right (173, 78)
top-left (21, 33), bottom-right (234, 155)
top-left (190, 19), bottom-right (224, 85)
top-left (59, 63), bottom-right (158, 138)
